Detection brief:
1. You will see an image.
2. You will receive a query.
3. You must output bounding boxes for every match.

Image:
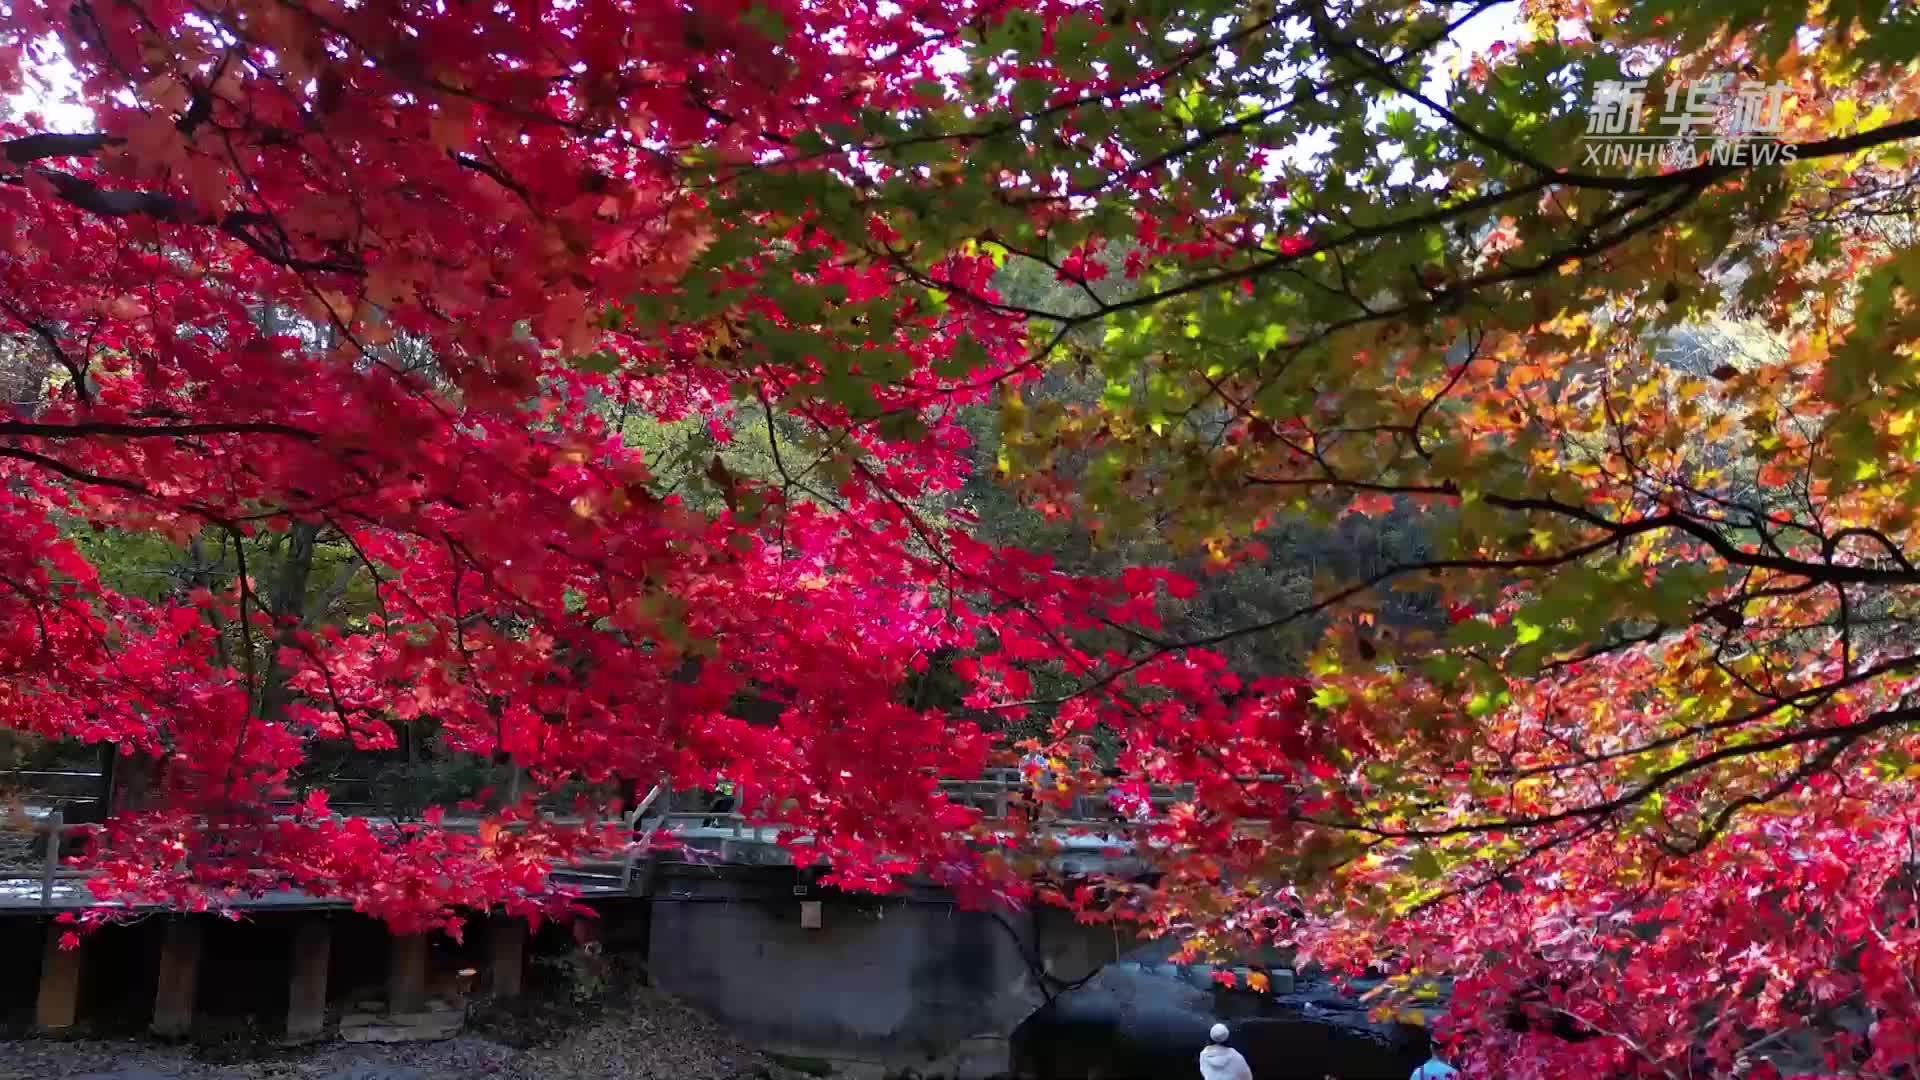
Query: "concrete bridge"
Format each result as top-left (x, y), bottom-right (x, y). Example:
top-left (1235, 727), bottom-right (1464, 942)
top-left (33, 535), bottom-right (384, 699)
top-left (634, 860), bottom-right (1144, 1077)
top-left (563, 775), bottom-right (1181, 1076)
top-left (0, 772), bottom-right (1222, 1077)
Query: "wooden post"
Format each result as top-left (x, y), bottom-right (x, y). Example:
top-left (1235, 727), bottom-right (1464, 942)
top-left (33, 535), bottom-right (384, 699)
top-left (649, 847), bottom-right (665, 893)
top-left (487, 919), bottom-right (526, 999)
top-left (387, 931), bottom-right (428, 1013)
top-left (286, 919), bottom-right (330, 1042)
top-left (150, 919), bottom-right (202, 1037)
top-left (39, 809), bottom-right (62, 908)
top-left (620, 781), bottom-right (665, 892)
top-left (35, 923), bottom-right (83, 1030)
top-left (96, 743), bottom-right (117, 819)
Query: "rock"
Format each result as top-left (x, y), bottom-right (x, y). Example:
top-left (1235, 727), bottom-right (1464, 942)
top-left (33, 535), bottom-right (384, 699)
top-left (337, 1007), bottom-right (462, 1044)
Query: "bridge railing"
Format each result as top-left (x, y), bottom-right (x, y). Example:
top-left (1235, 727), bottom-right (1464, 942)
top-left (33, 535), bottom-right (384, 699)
top-left (609, 772), bottom-right (1212, 881)
top-left (934, 772), bottom-right (1199, 822)
top-left (0, 767), bottom-right (108, 810)
top-left (3, 773), bottom-right (1289, 905)
top-left (0, 812), bottom-right (91, 908)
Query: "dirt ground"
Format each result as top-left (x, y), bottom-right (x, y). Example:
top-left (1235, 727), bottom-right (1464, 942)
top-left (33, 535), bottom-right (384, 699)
top-left (0, 970), bottom-right (792, 1080)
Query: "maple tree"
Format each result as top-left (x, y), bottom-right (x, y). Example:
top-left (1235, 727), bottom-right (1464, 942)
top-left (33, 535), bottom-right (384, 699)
top-left (0, 0), bottom-right (1052, 930)
top-left (9, 0), bottom-right (1920, 1074)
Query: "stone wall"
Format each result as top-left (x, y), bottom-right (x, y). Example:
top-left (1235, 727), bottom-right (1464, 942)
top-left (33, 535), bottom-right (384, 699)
top-left (644, 870), bottom-right (1132, 1079)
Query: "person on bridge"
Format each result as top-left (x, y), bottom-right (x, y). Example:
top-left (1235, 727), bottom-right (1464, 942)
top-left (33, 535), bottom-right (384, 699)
top-left (1199, 1023), bottom-right (1253, 1080)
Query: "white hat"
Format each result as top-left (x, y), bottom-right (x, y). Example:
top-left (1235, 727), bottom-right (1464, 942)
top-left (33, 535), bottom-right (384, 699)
top-left (1209, 1023), bottom-right (1230, 1043)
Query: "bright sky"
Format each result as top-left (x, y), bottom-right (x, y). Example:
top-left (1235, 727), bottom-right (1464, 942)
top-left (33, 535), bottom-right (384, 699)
top-left (1275, 2), bottom-right (1523, 176)
top-left (1430, 2), bottom-right (1525, 90)
top-left (3, 36), bottom-right (89, 130)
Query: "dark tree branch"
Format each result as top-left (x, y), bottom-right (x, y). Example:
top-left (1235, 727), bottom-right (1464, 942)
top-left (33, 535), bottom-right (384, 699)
top-left (0, 419), bottom-right (319, 440)
top-left (2, 132), bottom-right (120, 165)
top-left (0, 295), bottom-right (94, 405)
top-left (4, 157), bottom-right (362, 275)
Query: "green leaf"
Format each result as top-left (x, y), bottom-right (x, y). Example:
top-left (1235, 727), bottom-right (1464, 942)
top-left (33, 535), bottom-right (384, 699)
top-left (737, 4), bottom-right (788, 40)
top-left (1410, 847), bottom-right (1444, 880)
top-left (571, 350), bottom-right (621, 374)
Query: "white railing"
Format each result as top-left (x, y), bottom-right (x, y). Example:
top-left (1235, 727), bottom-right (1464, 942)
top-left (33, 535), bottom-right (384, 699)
top-left (607, 773), bottom-right (1207, 887)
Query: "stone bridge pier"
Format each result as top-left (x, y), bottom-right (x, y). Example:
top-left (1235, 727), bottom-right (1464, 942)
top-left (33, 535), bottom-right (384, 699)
top-left (643, 865), bottom-right (1139, 1079)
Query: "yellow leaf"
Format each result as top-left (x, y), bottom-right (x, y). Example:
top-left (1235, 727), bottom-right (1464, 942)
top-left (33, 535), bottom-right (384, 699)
top-left (1832, 99), bottom-right (1858, 133)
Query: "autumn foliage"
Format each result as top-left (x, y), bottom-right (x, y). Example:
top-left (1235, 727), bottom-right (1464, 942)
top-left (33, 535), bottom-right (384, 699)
top-left (8, 0), bottom-right (1920, 1074)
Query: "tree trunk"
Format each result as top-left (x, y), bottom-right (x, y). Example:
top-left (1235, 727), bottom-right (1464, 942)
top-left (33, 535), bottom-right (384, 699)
top-left (258, 522), bottom-right (321, 722)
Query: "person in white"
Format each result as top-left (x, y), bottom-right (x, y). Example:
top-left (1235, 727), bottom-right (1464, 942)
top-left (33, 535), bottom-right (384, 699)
top-left (1199, 1023), bottom-right (1252, 1080)
top-left (1410, 1054), bottom-right (1460, 1079)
